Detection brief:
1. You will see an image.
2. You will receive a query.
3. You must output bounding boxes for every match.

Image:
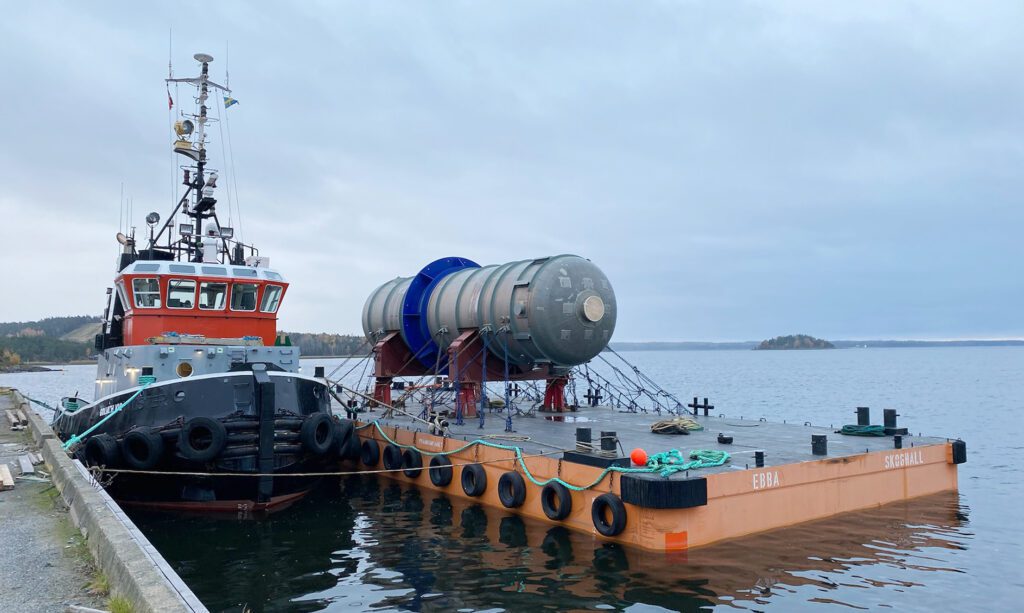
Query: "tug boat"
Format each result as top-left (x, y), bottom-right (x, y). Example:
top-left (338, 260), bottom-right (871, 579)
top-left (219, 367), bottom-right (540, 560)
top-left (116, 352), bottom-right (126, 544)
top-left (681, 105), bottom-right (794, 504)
top-left (51, 53), bottom-right (337, 511)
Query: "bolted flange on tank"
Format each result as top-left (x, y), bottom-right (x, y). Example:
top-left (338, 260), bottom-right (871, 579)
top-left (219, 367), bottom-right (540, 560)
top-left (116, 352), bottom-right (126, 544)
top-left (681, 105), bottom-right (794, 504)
top-left (362, 254), bottom-right (617, 370)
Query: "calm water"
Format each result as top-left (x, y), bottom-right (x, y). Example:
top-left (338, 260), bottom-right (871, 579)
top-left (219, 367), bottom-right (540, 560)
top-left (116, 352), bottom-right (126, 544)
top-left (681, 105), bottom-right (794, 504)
top-left (4, 347), bottom-right (1023, 611)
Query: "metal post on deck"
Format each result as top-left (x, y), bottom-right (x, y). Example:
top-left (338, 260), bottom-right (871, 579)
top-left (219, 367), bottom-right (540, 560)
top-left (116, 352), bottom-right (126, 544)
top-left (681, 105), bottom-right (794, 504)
top-left (253, 363), bottom-right (275, 504)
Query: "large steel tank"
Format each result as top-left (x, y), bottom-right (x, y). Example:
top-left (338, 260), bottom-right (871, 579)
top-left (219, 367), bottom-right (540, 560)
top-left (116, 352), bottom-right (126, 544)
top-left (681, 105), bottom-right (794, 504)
top-left (361, 255), bottom-right (616, 370)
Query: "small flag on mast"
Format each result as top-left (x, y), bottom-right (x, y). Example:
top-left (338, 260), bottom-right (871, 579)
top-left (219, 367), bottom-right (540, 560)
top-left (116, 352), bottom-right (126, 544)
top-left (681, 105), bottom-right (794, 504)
top-left (224, 96), bottom-right (238, 109)
top-left (167, 89), bottom-right (174, 110)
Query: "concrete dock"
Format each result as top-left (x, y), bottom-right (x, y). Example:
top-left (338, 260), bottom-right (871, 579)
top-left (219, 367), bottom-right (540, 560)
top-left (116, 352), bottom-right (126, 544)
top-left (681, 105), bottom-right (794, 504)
top-left (0, 388), bottom-right (207, 613)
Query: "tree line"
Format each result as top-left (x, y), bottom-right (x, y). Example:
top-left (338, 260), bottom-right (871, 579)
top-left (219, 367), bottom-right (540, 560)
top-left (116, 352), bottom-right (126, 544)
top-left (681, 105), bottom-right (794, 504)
top-left (0, 315), bottom-right (99, 338)
top-left (0, 336), bottom-right (94, 364)
top-left (281, 332), bottom-right (370, 357)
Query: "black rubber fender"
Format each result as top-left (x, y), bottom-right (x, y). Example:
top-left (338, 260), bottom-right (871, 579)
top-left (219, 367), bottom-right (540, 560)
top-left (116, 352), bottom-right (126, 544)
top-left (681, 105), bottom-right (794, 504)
top-left (360, 438), bottom-right (380, 466)
top-left (498, 471), bottom-right (527, 508)
top-left (429, 455), bottom-right (453, 486)
top-left (334, 418), bottom-right (355, 457)
top-left (121, 429), bottom-right (164, 470)
top-left (84, 433), bottom-right (120, 467)
top-left (591, 493), bottom-right (628, 536)
top-left (541, 481), bottom-right (573, 520)
top-left (402, 448), bottom-right (423, 478)
top-left (178, 417), bottom-right (227, 462)
top-left (342, 431), bottom-right (362, 461)
top-left (383, 443), bottom-right (403, 470)
top-left (461, 463), bottom-right (487, 497)
top-left (299, 412), bottom-right (335, 456)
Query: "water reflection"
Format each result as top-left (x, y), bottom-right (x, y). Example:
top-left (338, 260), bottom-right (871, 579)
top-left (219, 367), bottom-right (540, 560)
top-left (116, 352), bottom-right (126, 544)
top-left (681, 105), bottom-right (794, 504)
top-left (130, 477), bottom-right (969, 612)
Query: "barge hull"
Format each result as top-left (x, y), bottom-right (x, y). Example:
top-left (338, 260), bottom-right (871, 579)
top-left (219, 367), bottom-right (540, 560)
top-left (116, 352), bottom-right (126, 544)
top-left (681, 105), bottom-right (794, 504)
top-left (350, 417), bottom-right (961, 552)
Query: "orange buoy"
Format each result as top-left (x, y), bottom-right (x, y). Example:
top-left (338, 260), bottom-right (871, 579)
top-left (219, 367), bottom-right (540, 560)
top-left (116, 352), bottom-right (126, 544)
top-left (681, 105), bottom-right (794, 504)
top-left (630, 448), bottom-right (648, 466)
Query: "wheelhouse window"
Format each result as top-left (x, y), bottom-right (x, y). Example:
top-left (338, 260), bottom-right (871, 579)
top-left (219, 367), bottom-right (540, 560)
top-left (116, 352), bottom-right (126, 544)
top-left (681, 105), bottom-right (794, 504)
top-left (260, 284), bottom-right (283, 313)
top-left (198, 282), bottom-right (227, 310)
top-left (230, 283), bottom-right (259, 311)
top-left (167, 279), bottom-right (197, 309)
top-left (132, 278), bottom-right (161, 308)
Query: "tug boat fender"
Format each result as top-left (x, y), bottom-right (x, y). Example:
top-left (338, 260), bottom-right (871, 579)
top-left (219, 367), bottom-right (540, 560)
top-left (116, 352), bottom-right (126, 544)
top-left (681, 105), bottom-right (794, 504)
top-left (178, 416), bottom-right (227, 462)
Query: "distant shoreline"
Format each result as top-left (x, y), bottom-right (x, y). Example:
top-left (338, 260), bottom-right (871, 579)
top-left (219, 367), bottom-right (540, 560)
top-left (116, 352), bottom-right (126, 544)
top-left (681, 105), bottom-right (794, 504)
top-left (609, 340), bottom-right (1024, 351)
top-left (0, 364), bottom-right (57, 373)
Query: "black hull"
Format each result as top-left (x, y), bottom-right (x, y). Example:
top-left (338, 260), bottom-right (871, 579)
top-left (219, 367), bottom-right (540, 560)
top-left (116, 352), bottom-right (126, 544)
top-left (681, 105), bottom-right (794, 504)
top-left (53, 366), bottom-right (340, 508)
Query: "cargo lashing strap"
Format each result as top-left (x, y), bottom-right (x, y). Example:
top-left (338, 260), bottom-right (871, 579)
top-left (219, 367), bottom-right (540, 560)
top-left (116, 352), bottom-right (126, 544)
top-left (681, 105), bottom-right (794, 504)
top-left (362, 420), bottom-right (729, 491)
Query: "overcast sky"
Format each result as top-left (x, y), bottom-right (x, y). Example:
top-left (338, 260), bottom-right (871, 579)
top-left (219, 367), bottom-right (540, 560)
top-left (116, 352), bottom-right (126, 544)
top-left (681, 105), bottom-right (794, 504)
top-left (0, 1), bottom-right (1020, 341)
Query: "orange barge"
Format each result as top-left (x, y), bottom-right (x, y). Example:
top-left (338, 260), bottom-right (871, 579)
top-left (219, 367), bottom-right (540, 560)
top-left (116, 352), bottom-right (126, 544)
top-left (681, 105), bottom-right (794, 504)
top-left (337, 406), bottom-right (964, 552)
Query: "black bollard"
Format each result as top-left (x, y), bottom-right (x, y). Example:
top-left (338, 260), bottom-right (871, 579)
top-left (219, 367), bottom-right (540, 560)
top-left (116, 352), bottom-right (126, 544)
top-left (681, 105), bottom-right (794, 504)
top-left (600, 431), bottom-right (617, 453)
top-left (754, 451), bottom-right (765, 467)
top-left (883, 408), bottom-right (908, 435)
top-left (894, 435), bottom-right (903, 449)
top-left (883, 408), bottom-right (898, 428)
top-left (856, 406), bottom-right (870, 426)
top-left (315, 365), bottom-right (325, 378)
top-left (812, 434), bottom-right (828, 456)
top-left (576, 427), bottom-right (592, 452)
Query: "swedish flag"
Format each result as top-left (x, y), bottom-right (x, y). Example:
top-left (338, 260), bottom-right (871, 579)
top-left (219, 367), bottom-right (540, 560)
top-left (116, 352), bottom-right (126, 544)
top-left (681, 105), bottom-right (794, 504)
top-left (224, 96), bottom-right (239, 109)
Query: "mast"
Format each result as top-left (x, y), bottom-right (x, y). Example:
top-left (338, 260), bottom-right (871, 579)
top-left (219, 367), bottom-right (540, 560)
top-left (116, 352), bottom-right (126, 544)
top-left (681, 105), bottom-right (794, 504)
top-left (157, 53), bottom-right (242, 264)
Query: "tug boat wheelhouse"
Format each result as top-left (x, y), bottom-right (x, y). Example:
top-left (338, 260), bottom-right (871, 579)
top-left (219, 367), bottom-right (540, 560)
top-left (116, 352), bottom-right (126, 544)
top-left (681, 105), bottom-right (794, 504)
top-left (51, 53), bottom-right (337, 511)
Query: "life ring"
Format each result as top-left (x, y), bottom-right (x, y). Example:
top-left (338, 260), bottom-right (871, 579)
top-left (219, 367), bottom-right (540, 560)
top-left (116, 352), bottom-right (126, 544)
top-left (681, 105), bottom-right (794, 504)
top-left (334, 419), bottom-right (355, 457)
top-left (383, 444), bottom-right (403, 470)
top-left (84, 433), bottom-right (121, 467)
top-left (461, 463), bottom-right (487, 497)
top-left (121, 429), bottom-right (165, 470)
top-left (178, 417), bottom-right (227, 462)
top-left (299, 413), bottom-right (335, 456)
top-left (541, 482), bottom-right (572, 520)
top-left (402, 448), bottom-right (423, 478)
top-left (591, 493), bottom-right (627, 536)
top-left (360, 439), bottom-right (380, 466)
top-left (498, 471), bottom-right (527, 508)
top-left (429, 455), bottom-right (453, 486)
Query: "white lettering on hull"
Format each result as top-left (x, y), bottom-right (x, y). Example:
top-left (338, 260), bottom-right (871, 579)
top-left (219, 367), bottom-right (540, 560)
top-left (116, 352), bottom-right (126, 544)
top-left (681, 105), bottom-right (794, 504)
top-left (418, 438), bottom-right (443, 450)
top-left (752, 471), bottom-right (781, 490)
top-left (884, 450), bottom-right (925, 470)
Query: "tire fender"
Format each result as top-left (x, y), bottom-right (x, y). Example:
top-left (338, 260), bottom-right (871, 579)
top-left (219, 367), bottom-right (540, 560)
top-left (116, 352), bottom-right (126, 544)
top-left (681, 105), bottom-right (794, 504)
top-left (178, 417), bottom-right (227, 462)
top-left (541, 481), bottom-right (573, 520)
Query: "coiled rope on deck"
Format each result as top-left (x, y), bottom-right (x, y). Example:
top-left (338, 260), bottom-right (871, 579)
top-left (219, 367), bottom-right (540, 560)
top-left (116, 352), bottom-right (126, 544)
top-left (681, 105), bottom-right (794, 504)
top-left (650, 416), bottom-right (704, 435)
top-left (645, 449), bottom-right (730, 477)
top-left (836, 424), bottom-right (887, 437)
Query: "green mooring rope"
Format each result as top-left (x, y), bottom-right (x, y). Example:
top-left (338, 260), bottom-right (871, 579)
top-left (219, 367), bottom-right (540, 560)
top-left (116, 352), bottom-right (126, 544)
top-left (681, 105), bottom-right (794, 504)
top-left (645, 449), bottom-right (731, 477)
top-left (836, 424), bottom-right (887, 437)
top-left (61, 382), bottom-right (154, 451)
top-left (364, 420), bottom-right (730, 492)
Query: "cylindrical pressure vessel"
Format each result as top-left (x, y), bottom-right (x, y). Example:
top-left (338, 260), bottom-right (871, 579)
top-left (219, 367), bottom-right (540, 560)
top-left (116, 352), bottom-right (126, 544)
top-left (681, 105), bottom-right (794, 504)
top-left (362, 254), bottom-right (616, 370)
